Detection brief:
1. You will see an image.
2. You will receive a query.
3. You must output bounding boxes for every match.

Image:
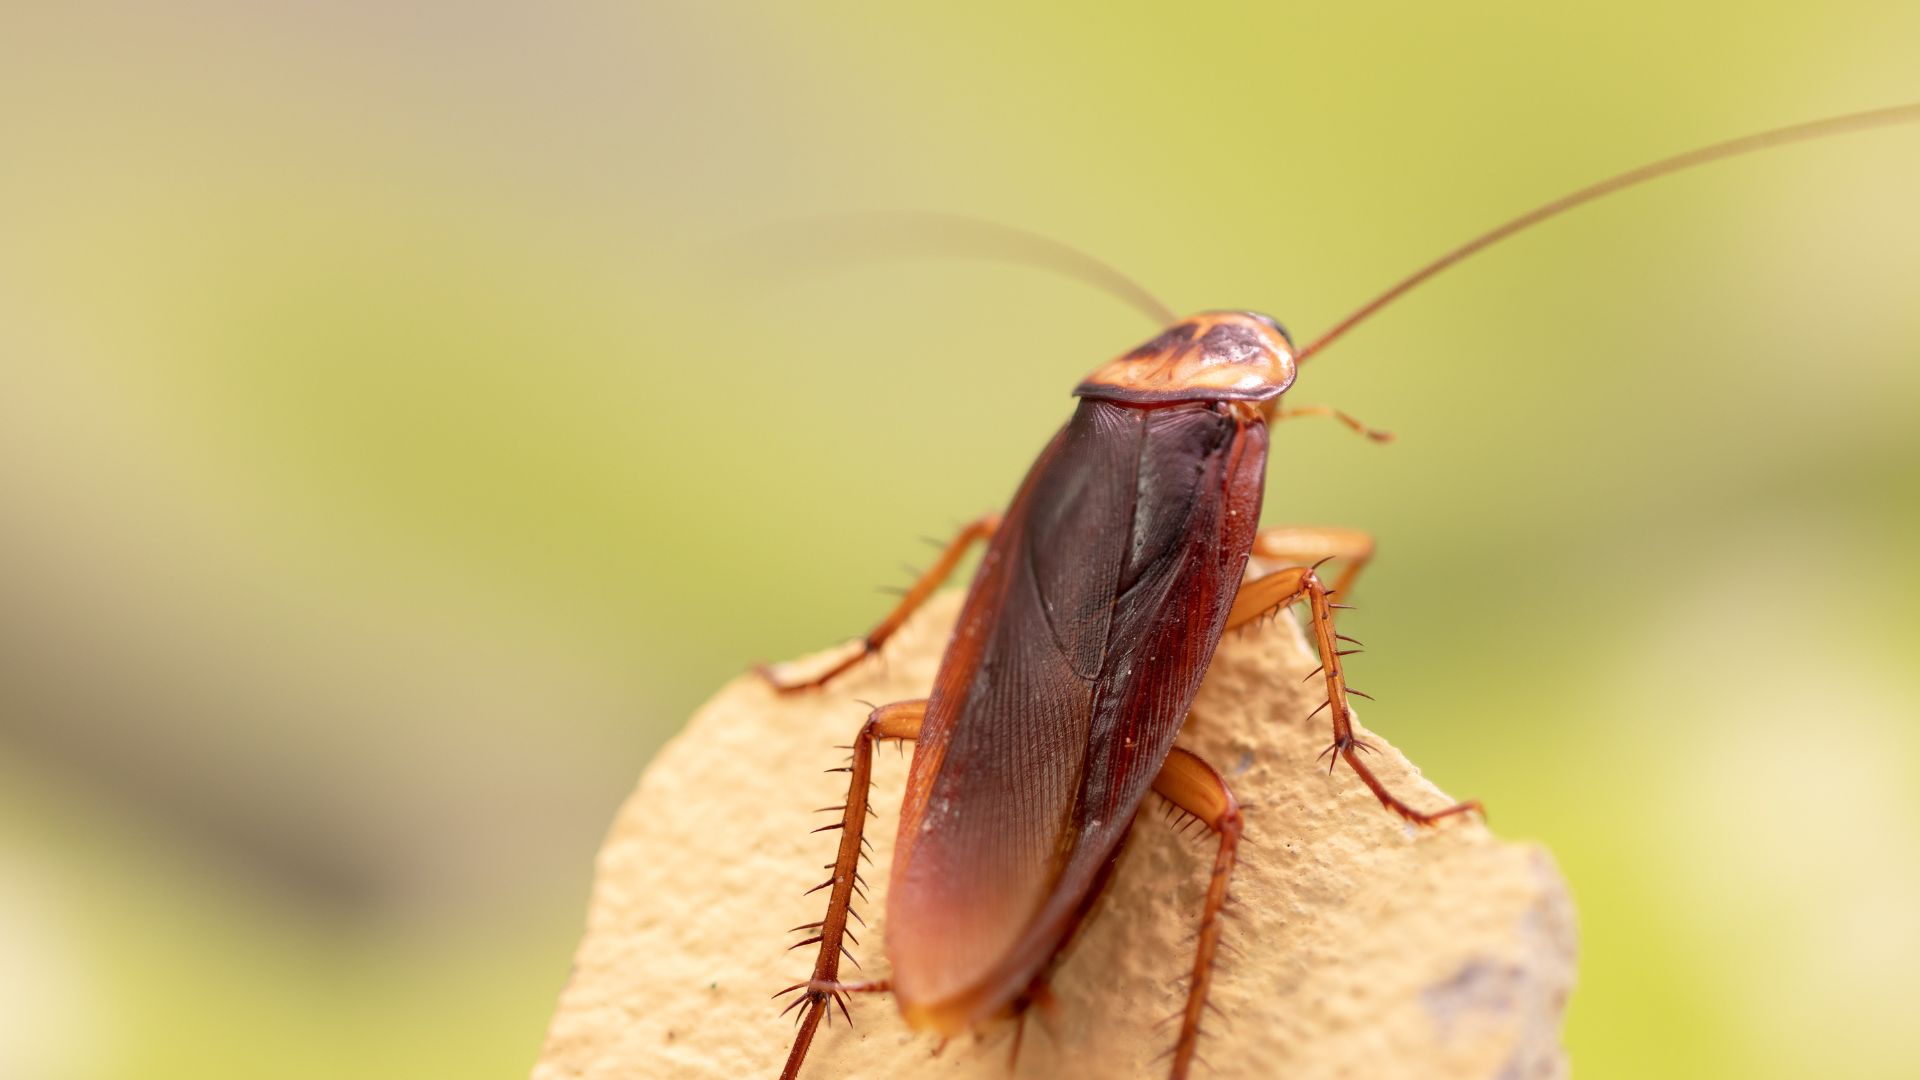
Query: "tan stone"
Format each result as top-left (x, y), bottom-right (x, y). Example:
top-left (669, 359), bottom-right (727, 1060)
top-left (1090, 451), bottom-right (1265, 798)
top-left (535, 591), bottom-right (1575, 1079)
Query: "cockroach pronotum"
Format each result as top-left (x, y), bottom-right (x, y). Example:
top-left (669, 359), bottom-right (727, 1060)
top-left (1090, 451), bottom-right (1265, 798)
top-left (756, 104), bottom-right (1920, 1079)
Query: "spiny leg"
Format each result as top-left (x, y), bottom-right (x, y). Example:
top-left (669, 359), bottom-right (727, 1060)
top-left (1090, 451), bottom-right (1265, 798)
top-left (1226, 565), bottom-right (1480, 826)
top-left (758, 513), bottom-right (1000, 693)
top-left (1150, 747), bottom-right (1244, 1080)
top-left (775, 700), bottom-right (923, 1080)
top-left (1247, 523), bottom-right (1376, 601)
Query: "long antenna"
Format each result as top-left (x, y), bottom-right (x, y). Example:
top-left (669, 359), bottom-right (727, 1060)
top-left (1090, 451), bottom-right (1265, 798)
top-left (1295, 103), bottom-right (1920, 363)
top-left (746, 211), bottom-right (1178, 326)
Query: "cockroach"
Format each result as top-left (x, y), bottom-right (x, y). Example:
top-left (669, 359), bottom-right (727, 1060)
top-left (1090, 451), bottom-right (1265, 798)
top-left (757, 104), bottom-right (1920, 1079)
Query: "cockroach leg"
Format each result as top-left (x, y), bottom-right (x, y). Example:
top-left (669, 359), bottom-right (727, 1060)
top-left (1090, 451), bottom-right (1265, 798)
top-left (1247, 524), bottom-right (1377, 600)
top-left (1225, 566), bottom-right (1480, 826)
top-left (773, 977), bottom-right (891, 1003)
top-left (1000, 967), bottom-right (1067, 1071)
top-left (778, 700), bottom-right (925, 1080)
top-left (1149, 746), bottom-right (1244, 1080)
top-left (1223, 564), bottom-right (1317, 635)
top-left (757, 514), bottom-right (1000, 693)
top-left (1273, 403), bottom-right (1395, 444)
top-left (1008, 1008), bottom-right (1029, 1071)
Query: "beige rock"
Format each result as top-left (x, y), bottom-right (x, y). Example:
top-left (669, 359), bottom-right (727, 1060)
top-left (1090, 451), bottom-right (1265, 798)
top-left (535, 590), bottom-right (1575, 1080)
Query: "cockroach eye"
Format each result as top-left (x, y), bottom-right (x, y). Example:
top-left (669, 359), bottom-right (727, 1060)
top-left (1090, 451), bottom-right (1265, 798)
top-left (1250, 312), bottom-right (1293, 349)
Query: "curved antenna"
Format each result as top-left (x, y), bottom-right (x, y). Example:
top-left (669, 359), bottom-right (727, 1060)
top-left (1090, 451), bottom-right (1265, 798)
top-left (743, 211), bottom-right (1178, 326)
top-left (1296, 102), bottom-right (1920, 363)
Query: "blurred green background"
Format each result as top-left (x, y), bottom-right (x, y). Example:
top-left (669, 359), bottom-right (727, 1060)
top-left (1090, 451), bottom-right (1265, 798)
top-left (3, 3), bottom-right (1917, 1078)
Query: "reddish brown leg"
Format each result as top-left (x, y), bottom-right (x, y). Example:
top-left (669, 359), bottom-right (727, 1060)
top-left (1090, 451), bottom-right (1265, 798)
top-left (1247, 524), bottom-right (1376, 601)
top-left (1003, 964), bottom-right (1072, 1071)
top-left (1275, 402), bottom-right (1395, 444)
top-left (1150, 747), bottom-right (1244, 1080)
top-left (775, 700), bottom-right (924, 1080)
top-left (1226, 566), bottom-right (1480, 826)
top-left (758, 514), bottom-right (1000, 692)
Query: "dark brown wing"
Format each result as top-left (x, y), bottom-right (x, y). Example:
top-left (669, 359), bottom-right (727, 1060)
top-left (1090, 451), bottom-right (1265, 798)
top-left (886, 398), bottom-right (1267, 1031)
